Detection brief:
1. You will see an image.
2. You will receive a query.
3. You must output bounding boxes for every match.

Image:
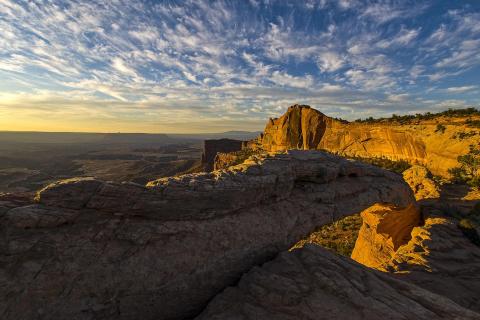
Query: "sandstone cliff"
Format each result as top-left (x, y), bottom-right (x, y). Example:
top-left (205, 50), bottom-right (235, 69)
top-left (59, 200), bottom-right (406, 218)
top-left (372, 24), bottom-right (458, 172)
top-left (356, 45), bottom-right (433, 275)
top-left (0, 150), bottom-right (415, 320)
top-left (250, 104), bottom-right (479, 177)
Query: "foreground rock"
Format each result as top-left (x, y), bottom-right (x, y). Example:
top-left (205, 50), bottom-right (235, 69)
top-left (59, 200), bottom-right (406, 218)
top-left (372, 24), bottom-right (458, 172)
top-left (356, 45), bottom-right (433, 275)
top-left (351, 203), bottom-right (421, 269)
top-left (196, 245), bottom-right (480, 320)
top-left (0, 151), bottom-right (415, 320)
top-left (249, 104), bottom-right (479, 177)
top-left (351, 203), bottom-right (480, 313)
top-left (386, 217), bottom-right (480, 312)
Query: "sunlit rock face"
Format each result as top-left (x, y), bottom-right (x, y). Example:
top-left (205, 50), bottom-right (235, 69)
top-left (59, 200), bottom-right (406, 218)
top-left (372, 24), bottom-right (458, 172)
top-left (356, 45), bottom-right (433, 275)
top-left (196, 245), bottom-right (480, 320)
top-left (255, 104), bottom-right (333, 151)
top-left (0, 150), bottom-right (415, 320)
top-left (251, 104), bottom-right (478, 177)
top-left (402, 165), bottom-right (440, 200)
top-left (351, 206), bottom-right (480, 313)
top-left (351, 203), bottom-right (421, 270)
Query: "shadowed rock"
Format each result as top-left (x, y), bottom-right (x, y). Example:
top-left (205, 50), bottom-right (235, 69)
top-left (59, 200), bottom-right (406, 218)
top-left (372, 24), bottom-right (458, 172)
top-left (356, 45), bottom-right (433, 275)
top-left (196, 245), bottom-right (480, 320)
top-left (0, 150), bottom-right (415, 320)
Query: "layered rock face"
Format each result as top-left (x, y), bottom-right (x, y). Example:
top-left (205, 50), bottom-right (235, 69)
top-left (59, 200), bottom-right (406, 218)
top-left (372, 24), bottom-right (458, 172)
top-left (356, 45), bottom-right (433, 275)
top-left (0, 151), bottom-right (415, 320)
top-left (196, 245), bottom-right (480, 320)
top-left (252, 104), bottom-right (478, 177)
top-left (256, 105), bottom-right (334, 151)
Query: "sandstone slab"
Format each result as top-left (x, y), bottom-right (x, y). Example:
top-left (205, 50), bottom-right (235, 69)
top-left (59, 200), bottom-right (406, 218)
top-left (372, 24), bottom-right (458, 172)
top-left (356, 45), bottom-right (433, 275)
top-left (196, 245), bottom-right (480, 320)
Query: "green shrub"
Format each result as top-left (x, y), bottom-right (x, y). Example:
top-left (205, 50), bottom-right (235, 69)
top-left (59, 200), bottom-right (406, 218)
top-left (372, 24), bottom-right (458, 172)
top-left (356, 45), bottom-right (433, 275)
top-left (291, 214), bottom-right (362, 256)
top-left (448, 145), bottom-right (480, 188)
top-left (349, 156), bottom-right (411, 174)
top-left (465, 119), bottom-right (480, 128)
top-left (354, 108), bottom-right (479, 124)
top-left (435, 124), bottom-right (446, 134)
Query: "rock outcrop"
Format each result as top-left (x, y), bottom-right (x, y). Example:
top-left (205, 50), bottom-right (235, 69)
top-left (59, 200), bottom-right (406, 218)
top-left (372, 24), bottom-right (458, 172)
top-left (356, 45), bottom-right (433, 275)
top-left (250, 104), bottom-right (479, 177)
top-left (387, 216), bottom-right (480, 312)
top-left (351, 203), bottom-right (421, 269)
top-left (256, 105), bottom-right (334, 151)
top-left (402, 165), bottom-right (440, 200)
top-left (196, 245), bottom-right (480, 320)
top-left (201, 138), bottom-right (244, 171)
top-left (351, 203), bottom-right (480, 313)
top-left (0, 150), bottom-right (415, 320)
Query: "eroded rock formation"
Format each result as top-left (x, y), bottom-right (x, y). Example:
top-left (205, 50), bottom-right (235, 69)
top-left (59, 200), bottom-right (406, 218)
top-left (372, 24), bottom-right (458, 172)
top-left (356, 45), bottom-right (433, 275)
top-left (250, 104), bottom-right (479, 177)
top-left (402, 165), bottom-right (440, 200)
top-left (351, 203), bottom-right (480, 313)
top-left (196, 245), bottom-right (480, 320)
top-left (388, 216), bottom-right (480, 312)
top-left (0, 150), bottom-right (415, 320)
top-left (201, 138), bottom-right (244, 171)
top-left (351, 203), bottom-right (421, 269)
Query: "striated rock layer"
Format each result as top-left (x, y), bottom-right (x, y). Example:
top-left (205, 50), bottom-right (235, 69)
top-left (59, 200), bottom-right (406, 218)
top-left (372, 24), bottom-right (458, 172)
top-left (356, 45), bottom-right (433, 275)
top-left (249, 104), bottom-right (479, 177)
top-left (0, 150), bottom-right (415, 320)
top-left (196, 245), bottom-right (480, 320)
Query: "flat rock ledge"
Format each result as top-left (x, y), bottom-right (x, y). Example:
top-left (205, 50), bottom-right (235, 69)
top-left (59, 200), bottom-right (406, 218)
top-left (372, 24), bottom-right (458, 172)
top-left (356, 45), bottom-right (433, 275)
top-left (1, 150), bottom-right (415, 320)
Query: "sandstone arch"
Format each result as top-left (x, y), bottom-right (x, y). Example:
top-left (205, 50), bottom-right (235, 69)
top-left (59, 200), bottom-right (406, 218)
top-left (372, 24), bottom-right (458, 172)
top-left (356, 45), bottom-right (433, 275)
top-left (1, 150), bottom-right (416, 320)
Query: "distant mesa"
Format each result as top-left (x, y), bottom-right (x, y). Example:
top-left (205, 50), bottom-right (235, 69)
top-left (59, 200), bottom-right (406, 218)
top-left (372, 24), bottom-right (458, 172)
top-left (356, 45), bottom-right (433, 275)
top-left (201, 138), bottom-right (245, 171)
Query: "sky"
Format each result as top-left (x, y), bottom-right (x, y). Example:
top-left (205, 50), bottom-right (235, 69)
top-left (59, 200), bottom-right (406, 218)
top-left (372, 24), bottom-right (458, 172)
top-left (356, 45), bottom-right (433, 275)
top-left (0, 0), bottom-right (479, 133)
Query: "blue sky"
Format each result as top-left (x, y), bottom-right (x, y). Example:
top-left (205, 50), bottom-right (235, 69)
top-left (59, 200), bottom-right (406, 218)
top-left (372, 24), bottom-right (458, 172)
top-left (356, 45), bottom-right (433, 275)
top-left (0, 0), bottom-right (479, 133)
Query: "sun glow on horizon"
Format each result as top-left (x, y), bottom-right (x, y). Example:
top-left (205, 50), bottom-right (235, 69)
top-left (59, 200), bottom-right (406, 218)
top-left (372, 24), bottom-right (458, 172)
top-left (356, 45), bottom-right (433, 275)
top-left (0, 0), bottom-right (479, 133)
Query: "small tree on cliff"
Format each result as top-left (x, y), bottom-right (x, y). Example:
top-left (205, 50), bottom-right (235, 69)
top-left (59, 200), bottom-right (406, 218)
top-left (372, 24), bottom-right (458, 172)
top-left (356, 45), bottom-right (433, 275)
top-left (448, 145), bottom-right (480, 189)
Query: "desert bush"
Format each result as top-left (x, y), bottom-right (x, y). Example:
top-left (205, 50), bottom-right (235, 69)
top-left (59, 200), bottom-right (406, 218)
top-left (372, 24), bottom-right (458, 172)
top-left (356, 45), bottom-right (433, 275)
top-left (291, 214), bottom-right (362, 256)
top-left (435, 124), bottom-right (446, 134)
top-left (354, 107), bottom-right (479, 124)
top-left (465, 119), bottom-right (480, 128)
top-left (448, 145), bottom-right (480, 189)
top-left (350, 156), bottom-right (411, 174)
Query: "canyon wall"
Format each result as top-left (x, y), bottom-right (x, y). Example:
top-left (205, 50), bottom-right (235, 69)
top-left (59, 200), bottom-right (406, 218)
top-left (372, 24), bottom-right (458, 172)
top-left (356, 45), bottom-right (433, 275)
top-left (1, 150), bottom-right (415, 320)
top-left (251, 104), bottom-right (479, 177)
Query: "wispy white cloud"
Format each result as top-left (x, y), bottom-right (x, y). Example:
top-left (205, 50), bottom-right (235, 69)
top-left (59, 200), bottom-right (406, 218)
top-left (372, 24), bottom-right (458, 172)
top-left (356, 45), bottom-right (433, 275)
top-left (0, 0), bottom-right (478, 132)
top-left (317, 52), bottom-right (345, 72)
top-left (444, 85), bottom-right (477, 93)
